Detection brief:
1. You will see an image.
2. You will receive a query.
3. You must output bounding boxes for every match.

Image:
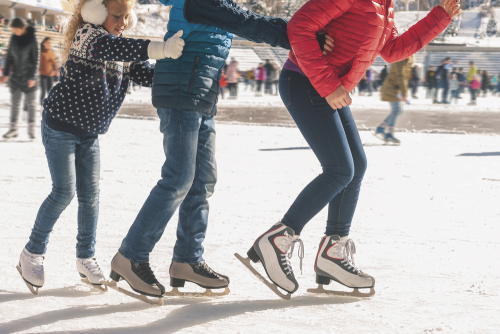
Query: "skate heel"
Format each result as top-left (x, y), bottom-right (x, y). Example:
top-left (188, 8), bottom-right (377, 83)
top-left (170, 277), bottom-right (185, 288)
top-left (109, 270), bottom-right (122, 282)
top-left (316, 274), bottom-right (331, 285)
top-left (247, 247), bottom-right (260, 263)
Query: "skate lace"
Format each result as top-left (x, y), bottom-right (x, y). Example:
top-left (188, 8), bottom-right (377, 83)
top-left (341, 239), bottom-right (360, 274)
top-left (30, 255), bottom-right (44, 275)
top-left (195, 262), bottom-right (222, 279)
top-left (280, 237), bottom-right (304, 276)
top-left (136, 263), bottom-right (158, 284)
top-left (82, 258), bottom-right (102, 276)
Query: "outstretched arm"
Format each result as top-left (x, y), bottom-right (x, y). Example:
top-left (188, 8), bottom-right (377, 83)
top-left (184, 0), bottom-right (290, 49)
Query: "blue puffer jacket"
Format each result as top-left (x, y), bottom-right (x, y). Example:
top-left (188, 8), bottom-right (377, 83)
top-left (153, 0), bottom-right (232, 117)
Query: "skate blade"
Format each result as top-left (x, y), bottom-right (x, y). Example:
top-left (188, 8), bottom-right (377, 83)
top-left (16, 265), bottom-right (39, 295)
top-left (165, 286), bottom-right (230, 297)
top-left (80, 277), bottom-right (108, 292)
top-left (307, 284), bottom-right (375, 298)
top-left (372, 132), bottom-right (386, 142)
top-left (104, 280), bottom-right (163, 306)
top-left (234, 253), bottom-right (291, 300)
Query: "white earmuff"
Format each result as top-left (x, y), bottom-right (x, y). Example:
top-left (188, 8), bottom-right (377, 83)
top-left (81, 0), bottom-right (108, 25)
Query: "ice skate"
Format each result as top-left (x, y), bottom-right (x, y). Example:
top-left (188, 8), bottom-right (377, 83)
top-left (373, 124), bottom-right (386, 142)
top-left (235, 222), bottom-right (303, 300)
top-left (77, 257), bottom-right (107, 291)
top-left (384, 129), bottom-right (400, 145)
top-left (105, 252), bottom-right (165, 305)
top-left (3, 123), bottom-right (18, 139)
top-left (166, 261), bottom-right (230, 297)
top-left (16, 248), bottom-right (44, 295)
top-left (307, 235), bottom-right (375, 298)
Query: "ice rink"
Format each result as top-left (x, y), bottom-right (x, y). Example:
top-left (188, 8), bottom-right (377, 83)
top-left (1, 99), bottom-right (499, 333)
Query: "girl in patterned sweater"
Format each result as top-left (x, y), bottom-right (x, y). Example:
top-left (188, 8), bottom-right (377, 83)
top-left (16, 0), bottom-right (185, 294)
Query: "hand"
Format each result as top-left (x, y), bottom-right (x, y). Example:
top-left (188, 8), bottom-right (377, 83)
top-left (325, 85), bottom-right (352, 109)
top-left (439, 0), bottom-right (461, 19)
top-left (317, 33), bottom-right (335, 55)
top-left (27, 80), bottom-right (35, 88)
top-left (163, 30), bottom-right (185, 59)
top-left (0, 76), bottom-right (8, 84)
top-left (397, 93), bottom-right (402, 100)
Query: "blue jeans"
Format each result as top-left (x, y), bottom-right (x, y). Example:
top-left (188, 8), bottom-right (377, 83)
top-left (119, 108), bottom-right (217, 264)
top-left (384, 101), bottom-right (403, 128)
top-left (441, 78), bottom-right (449, 102)
top-left (279, 68), bottom-right (367, 237)
top-left (26, 122), bottom-right (100, 258)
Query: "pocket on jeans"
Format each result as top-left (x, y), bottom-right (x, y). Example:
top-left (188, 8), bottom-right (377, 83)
top-left (157, 108), bottom-right (171, 132)
top-left (279, 76), bottom-right (292, 107)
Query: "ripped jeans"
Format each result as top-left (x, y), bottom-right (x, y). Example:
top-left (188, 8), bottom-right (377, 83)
top-left (25, 121), bottom-right (100, 258)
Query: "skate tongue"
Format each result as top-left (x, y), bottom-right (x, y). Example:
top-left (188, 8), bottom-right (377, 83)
top-left (286, 237), bottom-right (304, 275)
top-left (31, 256), bottom-right (44, 275)
top-left (342, 239), bottom-right (359, 273)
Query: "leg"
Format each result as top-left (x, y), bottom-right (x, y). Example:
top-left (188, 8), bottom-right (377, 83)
top-left (25, 90), bottom-right (37, 124)
top-left (173, 116), bottom-right (217, 264)
top-left (326, 106), bottom-right (367, 237)
top-left (119, 108), bottom-right (202, 263)
top-left (10, 88), bottom-right (22, 125)
top-left (280, 69), bottom-right (354, 235)
top-left (75, 135), bottom-right (100, 259)
top-left (25, 122), bottom-right (77, 255)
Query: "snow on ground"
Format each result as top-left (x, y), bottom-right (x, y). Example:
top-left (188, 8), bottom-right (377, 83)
top-left (0, 101), bottom-right (499, 333)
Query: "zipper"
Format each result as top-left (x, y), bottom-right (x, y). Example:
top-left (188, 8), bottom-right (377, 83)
top-left (188, 56), bottom-right (200, 94)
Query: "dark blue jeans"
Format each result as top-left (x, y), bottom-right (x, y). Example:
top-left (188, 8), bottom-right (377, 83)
top-left (119, 108), bottom-right (217, 264)
top-left (279, 68), bottom-right (367, 237)
top-left (26, 122), bottom-right (100, 258)
top-left (441, 78), bottom-right (449, 102)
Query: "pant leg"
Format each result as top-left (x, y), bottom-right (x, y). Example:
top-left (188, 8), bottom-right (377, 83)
top-left (326, 106), bottom-right (367, 237)
top-left (173, 116), bottom-right (217, 264)
top-left (442, 80), bottom-right (449, 102)
top-left (384, 102), bottom-right (403, 128)
top-left (25, 90), bottom-right (37, 124)
top-left (279, 69), bottom-right (355, 235)
top-left (10, 88), bottom-right (22, 124)
top-left (40, 76), bottom-right (47, 105)
top-left (75, 135), bottom-right (100, 259)
top-left (25, 122), bottom-right (77, 255)
top-left (119, 108), bottom-right (202, 263)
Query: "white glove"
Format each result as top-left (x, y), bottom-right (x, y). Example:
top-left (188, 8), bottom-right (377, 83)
top-left (148, 30), bottom-right (185, 60)
top-left (396, 93), bottom-right (402, 100)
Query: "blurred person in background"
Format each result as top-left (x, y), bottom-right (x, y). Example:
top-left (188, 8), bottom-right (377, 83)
top-left (410, 64), bottom-right (420, 99)
top-left (468, 74), bottom-right (481, 106)
top-left (219, 69), bottom-right (227, 99)
top-left (374, 55), bottom-right (414, 145)
top-left (457, 67), bottom-right (465, 98)
top-left (490, 73), bottom-right (497, 95)
top-left (481, 70), bottom-right (489, 97)
top-left (245, 68), bottom-right (255, 91)
top-left (1, 18), bottom-right (38, 139)
top-left (254, 63), bottom-right (266, 96)
top-left (379, 64), bottom-right (388, 87)
top-left (467, 61), bottom-right (476, 99)
top-left (436, 57), bottom-right (454, 104)
top-left (39, 37), bottom-right (59, 105)
top-left (226, 58), bottom-right (239, 98)
top-left (449, 73), bottom-right (459, 104)
top-left (263, 59), bottom-right (275, 94)
top-left (425, 65), bottom-right (438, 102)
top-left (366, 68), bottom-right (374, 96)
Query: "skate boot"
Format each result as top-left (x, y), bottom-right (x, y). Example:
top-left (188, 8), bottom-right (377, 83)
top-left (235, 222), bottom-right (303, 299)
top-left (308, 235), bottom-right (375, 297)
top-left (384, 129), bottom-right (400, 145)
top-left (16, 248), bottom-right (44, 295)
top-left (28, 122), bottom-right (36, 140)
top-left (168, 261), bottom-right (230, 297)
top-left (3, 123), bottom-right (18, 139)
top-left (77, 257), bottom-right (107, 291)
top-left (107, 252), bottom-right (165, 305)
top-left (373, 124), bottom-right (386, 141)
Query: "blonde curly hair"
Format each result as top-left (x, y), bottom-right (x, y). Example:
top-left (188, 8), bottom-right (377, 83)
top-left (62, 0), bottom-right (135, 65)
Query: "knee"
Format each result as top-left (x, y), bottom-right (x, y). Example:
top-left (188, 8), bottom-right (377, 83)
top-left (323, 162), bottom-right (355, 189)
top-left (50, 185), bottom-right (76, 208)
top-left (353, 154), bottom-right (368, 182)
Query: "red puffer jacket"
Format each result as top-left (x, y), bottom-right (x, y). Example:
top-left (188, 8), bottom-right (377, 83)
top-left (288, 0), bottom-right (451, 97)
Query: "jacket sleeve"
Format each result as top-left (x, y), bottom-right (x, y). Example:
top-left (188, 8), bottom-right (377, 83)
top-left (380, 6), bottom-right (451, 63)
top-left (27, 39), bottom-right (39, 80)
top-left (3, 40), bottom-right (13, 77)
top-left (184, 0), bottom-right (290, 50)
top-left (130, 61), bottom-right (154, 87)
top-left (288, 0), bottom-right (355, 98)
top-left (85, 31), bottom-right (151, 63)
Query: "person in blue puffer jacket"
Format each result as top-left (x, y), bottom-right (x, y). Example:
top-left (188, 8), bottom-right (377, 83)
top-left (112, 0), bottom-right (334, 299)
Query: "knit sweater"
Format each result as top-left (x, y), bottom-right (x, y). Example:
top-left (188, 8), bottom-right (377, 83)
top-left (42, 23), bottom-right (154, 137)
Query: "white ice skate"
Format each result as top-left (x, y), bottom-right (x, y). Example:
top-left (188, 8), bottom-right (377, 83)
top-left (308, 235), bottom-right (375, 297)
top-left (77, 257), bottom-right (107, 291)
top-left (16, 248), bottom-right (44, 295)
top-left (235, 222), bottom-right (303, 300)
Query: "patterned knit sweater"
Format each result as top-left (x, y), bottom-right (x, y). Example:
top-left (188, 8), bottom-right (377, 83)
top-left (42, 23), bottom-right (153, 137)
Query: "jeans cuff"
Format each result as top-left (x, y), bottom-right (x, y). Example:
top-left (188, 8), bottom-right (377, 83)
top-left (118, 247), bottom-right (148, 264)
top-left (171, 256), bottom-right (203, 265)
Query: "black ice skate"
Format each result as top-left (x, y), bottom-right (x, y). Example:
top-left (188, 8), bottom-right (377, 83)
top-left (307, 235), bottom-right (375, 297)
top-left (235, 222), bottom-right (303, 300)
top-left (166, 261), bottom-right (230, 297)
top-left (105, 252), bottom-right (165, 305)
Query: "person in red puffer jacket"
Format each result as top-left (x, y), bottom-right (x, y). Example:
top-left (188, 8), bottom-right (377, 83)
top-left (244, 0), bottom-right (461, 296)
